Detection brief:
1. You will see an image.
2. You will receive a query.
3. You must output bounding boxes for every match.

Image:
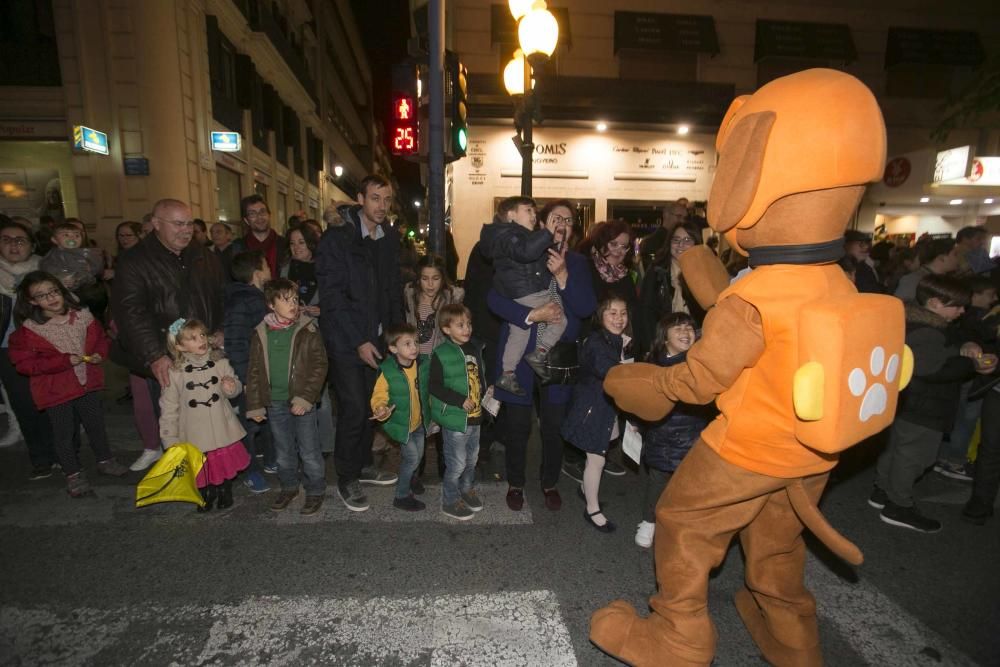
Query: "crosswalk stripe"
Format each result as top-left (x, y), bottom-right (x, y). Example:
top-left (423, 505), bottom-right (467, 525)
top-left (0, 482), bottom-right (533, 526)
top-left (808, 556), bottom-right (978, 667)
top-left (0, 590), bottom-right (577, 666)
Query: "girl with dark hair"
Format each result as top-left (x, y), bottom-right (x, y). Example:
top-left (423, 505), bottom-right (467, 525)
top-left (634, 312), bottom-right (713, 548)
top-left (561, 296), bottom-right (633, 533)
top-left (637, 221), bottom-right (706, 351)
top-left (8, 271), bottom-right (127, 497)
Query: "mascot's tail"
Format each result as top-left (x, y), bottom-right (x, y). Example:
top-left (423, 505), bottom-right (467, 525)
top-left (785, 480), bottom-right (863, 566)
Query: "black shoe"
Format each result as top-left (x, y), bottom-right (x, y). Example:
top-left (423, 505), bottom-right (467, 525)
top-left (523, 348), bottom-right (552, 382)
top-left (561, 460), bottom-right (584, 483)
top-left (880, 501), bottom-right (941, 533)
top-left (584, 509), bottom-right (616, 533)
top-left (961, 497), bottom-right (994, 525)
top-left (28, 464), bottom-right (53, 481)
top-left (197, 485), bottom-right (217, 513)
top-left (603, 459), bottom-right (626, 477)
top-left (216, 480), bottom-right (234, 510)
top-left (868, 486), bottom-right (888, 509)
top-left (393, 494), bottom-right (426, 512)
top-left (410, 476), bottom-right (425, 495)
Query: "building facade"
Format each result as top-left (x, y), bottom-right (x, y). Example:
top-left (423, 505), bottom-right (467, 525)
top-left (0, 0), bottom-right (390, 245)
top-left (444, 0), bottom-right (1000, 273)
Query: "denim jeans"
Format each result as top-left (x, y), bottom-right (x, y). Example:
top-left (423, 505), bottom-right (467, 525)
top-left (442, 425), bottom-right (480, 506)
top-left (268, 402), bottom-right (326, 496)
top-left (939, 381), bottom-right (980, 464)
top-left (395, 429), bottom-right (425, 499)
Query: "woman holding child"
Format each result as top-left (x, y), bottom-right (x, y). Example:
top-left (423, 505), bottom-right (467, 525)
top-left (488, 199), bottom-right (596, 513)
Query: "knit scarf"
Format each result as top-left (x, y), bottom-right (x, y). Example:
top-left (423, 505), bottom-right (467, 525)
top-left (23, 308), bottom-right (92, 385)
top-left (0, 255), bottom-right (40, 297)
top-left (264, 312), bottom-right (296, 330)
top-left (591, 247), bottom-right (628, 283)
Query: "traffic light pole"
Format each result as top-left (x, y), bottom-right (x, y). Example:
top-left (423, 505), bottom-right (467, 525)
top-left (426, 0), bottom-right (446, 258)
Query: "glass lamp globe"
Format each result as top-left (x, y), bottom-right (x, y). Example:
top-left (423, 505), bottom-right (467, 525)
top-left (509, 0), bottom-right (533, 20)
top-left (503, 51), bottom-right (535, 96)
top-left (518, 1), bottom-right (559, 58)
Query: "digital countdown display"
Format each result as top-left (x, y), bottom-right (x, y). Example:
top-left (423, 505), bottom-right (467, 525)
top-left (390, 95), bottom-right (418, 156)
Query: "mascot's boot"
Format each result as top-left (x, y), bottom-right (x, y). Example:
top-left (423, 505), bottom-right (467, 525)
top-left (590, 601), bottom-right (710, 667)
top-left (734, 588), bottom-right (822, 667)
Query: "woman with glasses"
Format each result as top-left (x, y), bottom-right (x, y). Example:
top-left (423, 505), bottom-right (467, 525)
top-left (577, 220), bottom-right (640, 340)
top-left (637, 220), bottom-right (707, 352)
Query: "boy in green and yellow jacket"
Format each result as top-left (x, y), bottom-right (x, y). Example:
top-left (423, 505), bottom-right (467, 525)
top-left (429, 304), bottom-right (487, 521)
top-left (371, 323), bottom-right (430, 511)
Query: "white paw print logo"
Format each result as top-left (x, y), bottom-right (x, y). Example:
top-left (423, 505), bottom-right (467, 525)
top-left (848, 346), bottom-right (899, 423)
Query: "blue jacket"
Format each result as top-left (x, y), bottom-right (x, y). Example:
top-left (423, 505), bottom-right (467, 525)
top-left (488, 250), bottom-right (596, 406)
top-left (560, 330), bottom-right (630, 453)
top-left (223, 282), bottom-right (266, 383)
top-left (316, 206), bottom-right (404, 360)
top-left (641, 351), bottom-right (713, 472)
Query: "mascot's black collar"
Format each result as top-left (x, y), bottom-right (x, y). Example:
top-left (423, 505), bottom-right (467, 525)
top-left (748, 239), bottom-right (845, 268)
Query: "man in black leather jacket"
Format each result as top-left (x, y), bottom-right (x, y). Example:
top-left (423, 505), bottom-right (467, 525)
top-left (111, 198), bottom-right (224, 394)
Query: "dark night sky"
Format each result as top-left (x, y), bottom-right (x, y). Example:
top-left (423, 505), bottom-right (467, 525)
top-left (350, 0), bottom-right (423, 208)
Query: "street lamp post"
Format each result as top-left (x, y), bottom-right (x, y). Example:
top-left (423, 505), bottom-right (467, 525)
top-left (504, 0), bottom-right (559, 198)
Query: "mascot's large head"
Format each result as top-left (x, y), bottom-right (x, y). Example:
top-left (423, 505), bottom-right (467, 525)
top-left (708, 69), bottom-right (886, 257)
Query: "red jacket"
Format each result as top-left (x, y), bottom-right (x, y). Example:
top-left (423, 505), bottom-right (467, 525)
top-left (8, 314), bottom-right (110, 410)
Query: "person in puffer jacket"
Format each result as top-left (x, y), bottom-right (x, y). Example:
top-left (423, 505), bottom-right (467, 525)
top-left (634, 312), bottom-right (715, 548)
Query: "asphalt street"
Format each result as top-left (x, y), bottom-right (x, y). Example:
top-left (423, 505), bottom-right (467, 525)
top-left (1, 375), bottom-right (997, 666)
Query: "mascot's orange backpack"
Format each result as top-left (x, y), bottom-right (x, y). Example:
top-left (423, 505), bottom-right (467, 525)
top-left (792, 292), bottom-right (913, 453)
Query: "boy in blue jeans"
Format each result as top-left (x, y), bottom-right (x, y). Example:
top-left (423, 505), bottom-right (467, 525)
top-left (246, 279), bottom-right (329, 515)
top-left (430, 304), bottom-right (486, 520)
top-left (371, 323), bottom-right (428, 511)
top-left (223, 250), bottom-right (272, 493)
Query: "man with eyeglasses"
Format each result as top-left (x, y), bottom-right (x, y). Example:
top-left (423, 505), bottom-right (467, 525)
top-left (0, 215), bottom-right (58, 477)
top-left (111, 199), bottom-right (225, 465)
top-left (234, 195), bottom-right (288, 278)
top-left (639, 201), bottom-right (689, 272)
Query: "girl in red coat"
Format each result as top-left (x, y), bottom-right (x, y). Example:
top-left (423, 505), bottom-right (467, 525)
top-left (9, 271), bottom-right (127, 497)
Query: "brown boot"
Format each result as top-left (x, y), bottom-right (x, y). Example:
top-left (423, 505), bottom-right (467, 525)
top-left (270, 489), bottom-right (299, 512)
top-left (300, 495), bottom-right (324, 515)
top-left (590, 600), bottom-right (710, 667)
top-left (734, 588), bottom-right (823, 667)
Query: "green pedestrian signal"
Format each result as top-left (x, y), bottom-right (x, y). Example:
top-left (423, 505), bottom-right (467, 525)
top-left (446, 51), bottom-right (469, 160)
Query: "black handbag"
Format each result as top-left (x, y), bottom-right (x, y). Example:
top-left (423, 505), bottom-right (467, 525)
top-left (539, 339), bottom-right (580, 386)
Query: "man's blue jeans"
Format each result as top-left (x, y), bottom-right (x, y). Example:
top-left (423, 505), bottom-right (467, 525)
top-left (268, 402), bottom-right (325, 496)
top-left (442, 425), bottom-right (480, 506)
top-left (395, 429), bottom-right (425, 499)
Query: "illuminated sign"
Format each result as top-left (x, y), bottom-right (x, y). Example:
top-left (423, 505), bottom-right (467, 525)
top-left (211, 131), bottom-right (242, 152)
top-left (72, 125), bottom-right (109, 155)
top-left (390, 95), bottom-right (418, 156)
top-left (933, 145), bottom-right (971, 183)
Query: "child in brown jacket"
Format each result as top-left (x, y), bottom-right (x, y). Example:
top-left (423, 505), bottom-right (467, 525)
top-left (246, 279), bottom-right (328, 515)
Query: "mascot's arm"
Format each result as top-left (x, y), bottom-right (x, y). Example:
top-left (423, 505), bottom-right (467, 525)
top-left (656, 295), bottom-right (765, 404)
top-left (604, 295), bottom-right (764, 421)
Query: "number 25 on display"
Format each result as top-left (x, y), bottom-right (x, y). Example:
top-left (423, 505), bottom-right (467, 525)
top-left (394, 126), bottom-right (415, 152)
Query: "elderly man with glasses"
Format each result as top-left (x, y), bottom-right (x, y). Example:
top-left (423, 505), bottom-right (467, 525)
top-left (111, 199), bottom-right (225, 469)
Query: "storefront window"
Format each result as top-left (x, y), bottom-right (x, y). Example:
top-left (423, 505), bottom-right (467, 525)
top-left (216, 165), bottom-right (241, 222)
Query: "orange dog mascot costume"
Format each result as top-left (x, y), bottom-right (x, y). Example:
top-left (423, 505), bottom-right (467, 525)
top-left (591, 69), bottom-right (913, 666)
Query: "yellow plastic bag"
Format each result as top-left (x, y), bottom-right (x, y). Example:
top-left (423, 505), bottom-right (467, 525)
top-left (136, 443), bottom-right (206, 508)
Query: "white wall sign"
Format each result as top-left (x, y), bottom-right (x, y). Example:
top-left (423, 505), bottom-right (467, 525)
top-left (933, 145), bottom-right (971, 183)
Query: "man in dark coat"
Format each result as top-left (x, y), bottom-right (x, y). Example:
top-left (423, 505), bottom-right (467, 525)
top-left (111, 198), bottom-right (224, 393)
top-left (316, 174), bottom-right (403, 512)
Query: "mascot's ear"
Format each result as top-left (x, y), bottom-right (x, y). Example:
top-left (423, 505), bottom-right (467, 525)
top-left (707, 110), bottom-right (776, 233)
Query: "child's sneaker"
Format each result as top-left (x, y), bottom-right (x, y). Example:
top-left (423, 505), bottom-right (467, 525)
top-left (244, 470), bottom-right (271, 494)
top-left (28, 464), bottom-right (53, 481)
top-left (393, 494), bottom-right (426, 512)
top-left (270, 490), bottom-right (299, 512)
top-left (410, 476), bottom-right (425, 495)
top-left (932, 460), bottom-right (973, 482)
top-left (263, 462), bottom-right (279, 474)
top-left (867, 486), bottom-right (888, 509)
top-left (442, 500), bottom-right (474, 521)
top-left (880, 501), bottom-right (941, 533)
top-left (300, 495), bottom-right (324, 515)
top-left (496, 372), bottom-right (525, 396)
top-left (635, 520), bottom-right (655, 548)
top-left (129, 448), bottom-right (162, 472)
top-left (96, 458), bottom-right (128, 477)
top-left (523, 348), bottom-right (551, 382)
top-left (66, 472), bottom-right (93, 497)
top-left (460, 489), bottom-right (484, 512)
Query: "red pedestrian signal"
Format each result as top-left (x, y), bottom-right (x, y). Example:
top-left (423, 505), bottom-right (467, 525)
top-left (391, 94), bottom-right (418, 156)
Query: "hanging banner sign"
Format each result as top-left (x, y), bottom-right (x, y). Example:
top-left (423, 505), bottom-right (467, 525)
top-left (73, 125), bottom-right (109, 155)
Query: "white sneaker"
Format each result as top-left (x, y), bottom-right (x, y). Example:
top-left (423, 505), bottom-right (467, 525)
top-left (635, 521), bottom-right (655, 548)
top-left (129, 448), bottom-right (162, 472)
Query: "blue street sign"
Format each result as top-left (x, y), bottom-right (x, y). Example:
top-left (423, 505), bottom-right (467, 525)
top-left (211, 131), bottom-right (242, 152)
top-left (72, 125), bottom-right (109, 155)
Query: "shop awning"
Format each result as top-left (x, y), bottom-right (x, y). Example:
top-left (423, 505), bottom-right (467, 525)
top-left (754, 20), bottom-right (857, 64)
top-left (613, 11), bottom-right (719, 56)
top-left (885, 28), bottom-right (985, 68)
top-left (490, 4), bottom-right (572, 49)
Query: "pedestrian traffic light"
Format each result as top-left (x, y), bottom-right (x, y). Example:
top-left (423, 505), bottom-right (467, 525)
top-left (390, 63), bottom-right (420, 157)
top-left (446, 51), bottom-right (469, 160)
